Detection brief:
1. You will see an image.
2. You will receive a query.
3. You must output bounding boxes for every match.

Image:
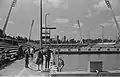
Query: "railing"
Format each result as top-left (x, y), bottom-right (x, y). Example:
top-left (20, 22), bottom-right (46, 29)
top-left (0, 45), bottom-right (19, 67)
top-left (52, 47), bottom-right (120, 54)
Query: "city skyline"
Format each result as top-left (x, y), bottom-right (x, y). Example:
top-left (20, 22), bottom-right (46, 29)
top-left (0, 0), bottom-right (120, 40)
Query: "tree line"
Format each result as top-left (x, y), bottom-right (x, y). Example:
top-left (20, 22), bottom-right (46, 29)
top-left (0, 29), bottom-right (115, 45)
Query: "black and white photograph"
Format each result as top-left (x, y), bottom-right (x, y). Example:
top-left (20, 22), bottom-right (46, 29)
top-left (0, 0), bottom-right (120, 77)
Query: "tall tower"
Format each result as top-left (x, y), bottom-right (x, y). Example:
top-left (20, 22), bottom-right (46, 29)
top-left (57, 35), bottom-right (59, 41)
top-left (64, 36), bottom-right (66, 42)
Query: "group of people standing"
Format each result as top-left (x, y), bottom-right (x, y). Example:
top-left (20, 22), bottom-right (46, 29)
top-left (17, 45), bottom-right (64, 72)
top-left (35, 47), bottom-right (53, 71)
top-left (24, 46), bottom-right (53, 71)
top-left (17, 45), bottom-right (35, 59)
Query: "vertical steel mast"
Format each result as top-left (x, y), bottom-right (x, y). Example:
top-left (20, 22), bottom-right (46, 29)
top-left (105, 0), bottom-right (120, 44)
top-left (29, 20), bottom-right (34, 41)
top-left (2, 0), bottom-right (17, 37)
top-left (77, 20), bottom-right (83, 44)
top-left (40, 0), bottom-right (42, 48)
top-left (101, 25), bottom-right (104, 47)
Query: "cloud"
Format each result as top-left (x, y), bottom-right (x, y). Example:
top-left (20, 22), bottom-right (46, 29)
top-left (59, 30), bottom-right (64, 33)
top-left (33, 0), bottom-right (46, 6)
top-left (72, 31), bottom-right (78, 34)
top-left (112, 16), bottom-right (120, 22)
top-left (62, 3), bottom-right (68, 9)
top-left (8, 20), bottom-right (14, 24)
top-left (56, 30), bottom-right (64, 35)
top-left (53, 18), bottom-right (69, 23)
top-left (0, 17), bottom-right (2, 21)
top-left (101, 16), bottom-right (120, 27)
top-left (93, 0), bottom-right (118, 10)
top-left (101, 22), bottom-right (113, 27)
top-left (47, 0), bottom-right (64, 8)
top-left (33, 0), bottom-right (67, 8)
top-left (112, 16), bottom-right (120, 26)
top-left (63, 25), bottom-right (68, 28)
top-left (93, 0), bottom-right (108, 10)
top-left (33, 0), bottom-right (40, 6)
top-left (73, 22), bottom-right (84, 28)
top-left (85, 10), bottom-right (92, 18)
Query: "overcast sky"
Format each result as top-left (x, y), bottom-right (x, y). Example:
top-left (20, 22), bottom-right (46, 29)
top-left (0, 0), bottom-right (120, 40)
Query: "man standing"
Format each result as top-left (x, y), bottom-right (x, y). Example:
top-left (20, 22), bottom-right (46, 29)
top-left (45, 47), bottom-right (53, 69)
top-left (18, 45), bottom-right (22, 59)
top-left (25, 48), bottom-right (29, 68)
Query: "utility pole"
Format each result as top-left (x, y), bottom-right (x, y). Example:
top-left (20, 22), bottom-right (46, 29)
top-left (2, 0), bottom-right (17, 37)
top-left (88, 30), bottom-right (90, 40)
top-left (40, 0), bottom-right (42, 48)
top-left (101, 25), bottom-right (104, 47)
top-left (29, 20), bottom-right (34, 41)
top-left (88, 30), bottom-right (91, 44)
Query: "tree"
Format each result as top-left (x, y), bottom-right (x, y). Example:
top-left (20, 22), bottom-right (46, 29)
top-left (0, 29), bottom-right (6, 38)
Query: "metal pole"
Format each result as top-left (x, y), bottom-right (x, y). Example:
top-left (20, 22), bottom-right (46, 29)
top-left (45, 13), bottom-right (49, 45)
top-left (40, 0), bottom-right (42, 48)
top-left (49, 27), bottom-right (51, 46)
top-left (57, 48), bottom-right (60, 72)
top-left (56, 34), bottom-right (60, 71)
top-left (2, 1), bottom-right (14, 37)
top-left (88, 30), bottom-right (91, 44)
top-left (101, 25), bottom-right (104, 47)
top-left (29, 20), bottom-right (34, 41)
top-left (88, 30), bottom-right (90, 39)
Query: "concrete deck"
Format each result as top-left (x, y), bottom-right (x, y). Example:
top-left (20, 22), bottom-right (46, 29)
top-left (51, 70), bottom-right (120, 76)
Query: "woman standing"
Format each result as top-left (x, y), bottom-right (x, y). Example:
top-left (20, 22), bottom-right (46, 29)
top-left (36, 48), bottom-right (44, 71)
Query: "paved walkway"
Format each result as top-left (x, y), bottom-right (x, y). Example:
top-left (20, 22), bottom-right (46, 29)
top-left (15, 59), bottom-right (51, 77)
top-left (0, 59), bottom-right (25, 76)
top-left (0, 58), bottom-right (51, 77)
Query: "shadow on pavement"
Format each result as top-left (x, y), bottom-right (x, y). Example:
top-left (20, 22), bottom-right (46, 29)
top-left (0, 60), bottom-right (15, 70)
top-left (28, 67), bottom-right (38, 71)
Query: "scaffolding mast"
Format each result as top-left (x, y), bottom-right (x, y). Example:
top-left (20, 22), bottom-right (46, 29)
top-left (105, 0), bottom-right (120, 44)
top-left (2, 0), bottom-right (17, 37)
top-left (77, 20), bottom-right (83, 44)
top-left (28, 20), bottom-right (34, 41)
